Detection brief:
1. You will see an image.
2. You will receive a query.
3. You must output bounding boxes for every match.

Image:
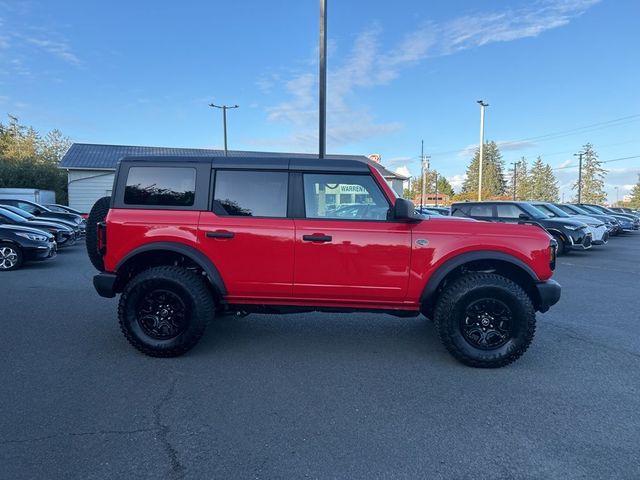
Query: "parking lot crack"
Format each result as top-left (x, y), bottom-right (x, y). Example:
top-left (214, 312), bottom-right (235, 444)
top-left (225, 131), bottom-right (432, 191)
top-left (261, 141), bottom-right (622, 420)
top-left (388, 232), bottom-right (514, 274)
top-left (547, 322), bottom-right (640, 360)
top-left (152, 378), bottom-right (186, 480)
top-left (0, 427), bottom-right (155, 445)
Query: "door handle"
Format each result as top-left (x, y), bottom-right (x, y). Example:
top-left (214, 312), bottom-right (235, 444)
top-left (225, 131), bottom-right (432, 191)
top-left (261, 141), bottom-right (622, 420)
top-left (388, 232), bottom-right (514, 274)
top-left (206, 231), bottom-right (235, 239)
top-left (303, 234), bottom-right (332, 242)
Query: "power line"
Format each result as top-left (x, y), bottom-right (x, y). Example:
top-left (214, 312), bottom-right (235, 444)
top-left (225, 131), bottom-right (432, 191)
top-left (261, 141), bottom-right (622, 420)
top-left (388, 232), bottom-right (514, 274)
top-left (551, 154), bottom-right (640, 171)
top-left (428, 113), bottom-right (640, 158)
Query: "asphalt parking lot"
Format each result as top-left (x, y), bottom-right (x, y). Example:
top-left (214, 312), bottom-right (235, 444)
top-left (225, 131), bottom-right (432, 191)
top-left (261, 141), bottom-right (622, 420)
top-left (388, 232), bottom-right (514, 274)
top-left (2, 233), bottom-right (640, 479)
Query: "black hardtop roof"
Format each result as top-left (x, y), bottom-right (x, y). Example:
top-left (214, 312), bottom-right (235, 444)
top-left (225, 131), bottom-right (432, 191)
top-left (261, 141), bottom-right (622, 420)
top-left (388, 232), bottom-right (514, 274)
top-left (451, 200), bottom-right (533, 206)
top-left (119, 155), bottom-right (372, 173)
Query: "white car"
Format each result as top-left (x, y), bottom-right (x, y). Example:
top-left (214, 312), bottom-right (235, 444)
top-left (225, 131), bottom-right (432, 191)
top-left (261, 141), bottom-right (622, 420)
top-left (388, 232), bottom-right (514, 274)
top-left (530, 202), bottom-right (609, 245)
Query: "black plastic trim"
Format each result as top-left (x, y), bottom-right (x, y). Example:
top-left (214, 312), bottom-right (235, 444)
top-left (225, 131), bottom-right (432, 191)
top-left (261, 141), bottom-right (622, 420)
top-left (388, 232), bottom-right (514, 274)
top-left (115, 242), bottom-right (227, 295)
top-left (420, 250), bottom-right (539, 307)
top-left (93, 272), bottom-right (117, 298)
top-left (535, 279), bottom-right (562, 313)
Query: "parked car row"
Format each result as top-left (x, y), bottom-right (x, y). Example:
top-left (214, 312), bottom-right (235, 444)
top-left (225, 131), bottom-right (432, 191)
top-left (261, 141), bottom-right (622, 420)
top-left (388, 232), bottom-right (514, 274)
top-left (0, 198), bottom-right (87, 271)
top-left (417, 200), bottom-right (638, 256)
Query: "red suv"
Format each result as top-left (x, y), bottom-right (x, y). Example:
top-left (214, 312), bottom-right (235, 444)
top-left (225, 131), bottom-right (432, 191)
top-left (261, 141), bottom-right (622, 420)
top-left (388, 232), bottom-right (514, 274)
top-left (87, 155), bottom-right (560, 367)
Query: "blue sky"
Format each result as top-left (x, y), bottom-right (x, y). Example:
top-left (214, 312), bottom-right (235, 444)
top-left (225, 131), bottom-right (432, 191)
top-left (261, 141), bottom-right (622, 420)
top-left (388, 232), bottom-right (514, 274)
top-left (1, 0), bottom-right (639, 201)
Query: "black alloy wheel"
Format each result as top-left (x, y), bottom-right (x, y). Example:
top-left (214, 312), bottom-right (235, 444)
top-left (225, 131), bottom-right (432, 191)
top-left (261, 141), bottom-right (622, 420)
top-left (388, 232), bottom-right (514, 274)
top-left (461, 298), bottom-right (512, 350)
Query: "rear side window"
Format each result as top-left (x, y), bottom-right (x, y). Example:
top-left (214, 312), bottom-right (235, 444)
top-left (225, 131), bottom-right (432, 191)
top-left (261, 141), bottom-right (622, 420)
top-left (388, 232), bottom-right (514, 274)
top-left (469, 204), bottom-right (494, 217)
top-left (124, 167), bottom-right (196, 206)
top-left (213, 170), bottom-right (288, 217)
top-left (495, 204), bottom-right (523, 219)
top-left (451, 205), bottom-right (469, 217)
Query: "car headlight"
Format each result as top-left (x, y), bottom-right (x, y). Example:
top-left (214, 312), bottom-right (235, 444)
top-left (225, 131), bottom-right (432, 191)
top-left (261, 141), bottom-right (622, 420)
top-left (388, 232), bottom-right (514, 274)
top-left (15, 232), bottom-right (48, 242)
top-left (563, 225), bottom-right (581, 230)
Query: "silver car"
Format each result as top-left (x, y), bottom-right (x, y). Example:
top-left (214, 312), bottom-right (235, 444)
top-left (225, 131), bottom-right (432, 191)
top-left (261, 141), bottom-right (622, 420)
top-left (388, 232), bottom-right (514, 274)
top-left (530, 202), bottom-right (609, 245)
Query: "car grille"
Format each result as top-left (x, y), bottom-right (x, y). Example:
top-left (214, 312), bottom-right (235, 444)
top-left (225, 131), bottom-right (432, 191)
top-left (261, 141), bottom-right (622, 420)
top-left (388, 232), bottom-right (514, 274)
top-left (583, 233), bottom-right (592, 248)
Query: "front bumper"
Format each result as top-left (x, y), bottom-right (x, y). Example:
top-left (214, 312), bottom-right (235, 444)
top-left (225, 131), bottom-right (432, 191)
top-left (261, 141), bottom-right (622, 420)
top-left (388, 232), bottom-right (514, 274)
top-left (93, 272), bottom-right (117, 298)
top-left (23, 241), bottom-right (57, 261)
top-left (568, 230), bottom-right (592, 250)
top-left (535, 279), bottom-right (562, 313)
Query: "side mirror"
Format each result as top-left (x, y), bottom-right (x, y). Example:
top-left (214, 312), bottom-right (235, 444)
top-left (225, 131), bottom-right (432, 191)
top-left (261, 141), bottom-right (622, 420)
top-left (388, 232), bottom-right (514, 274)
top-left (518, 213), bottom-right (530, 221)
top-left (33, 209), bottom-right (42, 215)
top-left (394, 198), bottom-right (421, 222)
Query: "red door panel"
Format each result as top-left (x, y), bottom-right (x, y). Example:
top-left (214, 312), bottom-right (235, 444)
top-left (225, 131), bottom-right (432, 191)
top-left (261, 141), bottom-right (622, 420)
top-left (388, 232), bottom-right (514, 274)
top-left (198, 213), bottom-right (295, 300)
top-left (293, 219), bottom-right (412, 303)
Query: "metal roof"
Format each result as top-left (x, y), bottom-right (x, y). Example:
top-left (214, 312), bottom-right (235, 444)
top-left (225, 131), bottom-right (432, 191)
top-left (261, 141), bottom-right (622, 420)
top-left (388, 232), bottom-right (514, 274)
top-left (59, 143), bottom-right (407, 179)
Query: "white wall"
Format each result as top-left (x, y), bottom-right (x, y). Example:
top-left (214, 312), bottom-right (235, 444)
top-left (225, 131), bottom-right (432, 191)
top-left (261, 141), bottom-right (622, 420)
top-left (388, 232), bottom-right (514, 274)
top-left (67, 170), bottom-right (115, 213)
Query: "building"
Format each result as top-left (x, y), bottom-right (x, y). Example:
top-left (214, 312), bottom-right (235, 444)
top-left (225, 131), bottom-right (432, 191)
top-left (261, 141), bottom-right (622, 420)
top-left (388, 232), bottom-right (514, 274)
top-left (59, 143), bottom-right (408, 212)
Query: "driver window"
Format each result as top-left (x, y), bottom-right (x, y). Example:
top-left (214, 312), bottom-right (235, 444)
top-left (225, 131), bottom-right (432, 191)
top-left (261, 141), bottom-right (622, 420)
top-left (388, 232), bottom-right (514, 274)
top-left (303, 174), bottom-right (390, 220)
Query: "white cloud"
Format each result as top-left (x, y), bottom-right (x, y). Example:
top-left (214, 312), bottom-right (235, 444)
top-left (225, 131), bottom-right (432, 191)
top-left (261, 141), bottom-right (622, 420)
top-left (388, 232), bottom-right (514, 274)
top-left (25, 37), bottom-right (80, 65)
top-left (256, 1), bottom-right (599, 151)
top-left (395, 165), bottom-right (411, 178)
top-left (448, 174), bottom-right (467, 192)
top-left (623, 184), bottom-right (634, 191)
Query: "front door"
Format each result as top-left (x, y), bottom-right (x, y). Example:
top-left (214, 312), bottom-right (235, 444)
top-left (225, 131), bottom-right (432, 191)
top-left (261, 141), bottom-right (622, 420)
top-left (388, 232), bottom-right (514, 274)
top-left (292, 172), bottom-right (412, 305)
top-left (198, 169), bottom-right (295, 301)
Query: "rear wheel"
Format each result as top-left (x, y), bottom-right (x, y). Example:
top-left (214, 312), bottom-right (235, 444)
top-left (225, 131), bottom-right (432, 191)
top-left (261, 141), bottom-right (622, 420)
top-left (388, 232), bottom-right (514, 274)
top-left (86, 196), bottom-right (111, 271)
top-left (118, 266), bottom-right (214, 357)
top-left (434, 273), bottom-right (536, 368)
top-left (0, 243), bottom-right (23, 271)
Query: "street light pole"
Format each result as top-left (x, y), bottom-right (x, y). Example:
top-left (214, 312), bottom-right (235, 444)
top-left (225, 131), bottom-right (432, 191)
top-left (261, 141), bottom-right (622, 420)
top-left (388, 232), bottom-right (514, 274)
top-left (319, 0), bottom-right (327, 159)
top-left (434, 172), bottom-right (439, 207)
top-left (477, 100), bottom-right (489, 201)
top-left (615, 186), bottom-right (619, 206)
top-left (209, 103), bottom-right (239, 156)
top-left (574, 151), bottom-right (584, 203)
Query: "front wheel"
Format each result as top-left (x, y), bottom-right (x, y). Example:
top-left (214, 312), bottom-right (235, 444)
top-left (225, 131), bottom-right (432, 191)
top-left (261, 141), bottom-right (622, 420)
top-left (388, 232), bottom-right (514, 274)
top-left (118, 266), bottom-right (214, 357)
top-left (553, 234), bottom-right (566, 256)
top-left (0, 243), bottom-right (23, 271)
top-left (434, 273), bottom-right (536, 368)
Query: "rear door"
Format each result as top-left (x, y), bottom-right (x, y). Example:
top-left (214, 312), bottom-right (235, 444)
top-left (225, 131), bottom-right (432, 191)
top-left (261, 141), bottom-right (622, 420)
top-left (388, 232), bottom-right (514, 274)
top-left (292, 171), bottom-right (411, 304)
top-left (197, 168), bottom-right (295, 301)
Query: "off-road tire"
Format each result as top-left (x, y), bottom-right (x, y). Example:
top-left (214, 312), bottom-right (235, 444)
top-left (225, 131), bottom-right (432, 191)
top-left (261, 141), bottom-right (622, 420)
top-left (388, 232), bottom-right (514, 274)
top-left (553, 234), bottom-right (566, 256)
top-left (434, 273), bottom-right (536, 368)
top-left (0, 243), bottom-right (23, 271)
top-left (118, 266), bottom-right (213, 357)
top-left (86, 196), bottom-right (111, 271)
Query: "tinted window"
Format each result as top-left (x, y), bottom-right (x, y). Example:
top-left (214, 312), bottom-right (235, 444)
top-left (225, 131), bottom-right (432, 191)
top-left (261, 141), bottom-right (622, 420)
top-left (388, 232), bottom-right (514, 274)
top-left (303, 174), bottom-right (390, 220)
top-left (124, 167), bottom-right (196, 206)
top-left (469, 204), bottom-right (493, 217)
top-left (451, 205), bottom-right (470, 217)
top-left (496, 204), bottom-right (525, 218)
top-left (213, 170), bottom-right (288, 217)
top-left (15, 201), bottom-right (36, 213)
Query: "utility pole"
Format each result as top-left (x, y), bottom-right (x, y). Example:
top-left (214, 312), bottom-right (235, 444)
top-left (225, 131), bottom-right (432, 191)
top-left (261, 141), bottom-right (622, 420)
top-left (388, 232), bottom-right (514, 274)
top-left (511, 162), bottom-right (518, 200)
top-left (420, 140), bottom-right (430, 206)
top-left (574, 151), bottom-right (584, 203)
top-left (615, 186), bottom-right (619, 206)
top-left (319, 0), bottom-right (327, 158)
top-left (477, 100), bottom-right (489, 201)
top-left (209, 103), bottom-right (239, 156)
top-left (434, 172), bottom-right (439, 207)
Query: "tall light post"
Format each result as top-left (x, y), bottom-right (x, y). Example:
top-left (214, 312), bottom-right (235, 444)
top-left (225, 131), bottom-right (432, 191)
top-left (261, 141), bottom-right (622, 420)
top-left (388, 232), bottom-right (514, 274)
top-left (615, 186), bottom-right (619, 206)
top-left (477, 100), bottom-right (489, 201)
top-left (319, 0), bottom-right (327, 158)
top-left (511, 161), bottom-right (518, 200)
top-left (209, 103), bottom-right (239, 156)
top-left (574, 151), bottom-right (584, 203)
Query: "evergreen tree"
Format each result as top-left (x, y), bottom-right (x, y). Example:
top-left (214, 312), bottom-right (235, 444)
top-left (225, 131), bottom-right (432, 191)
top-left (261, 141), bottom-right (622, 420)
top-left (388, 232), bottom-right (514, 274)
top-left (628, 174), bottom-right (640, 208)
top-left (529, 156), bottom-right (559, 201)
top-left (508, 157), bottom-right (532, 200)
top-left (461, 141), bottom-right (507, 199)
top-left (572, 143), bottom-right (607, 203)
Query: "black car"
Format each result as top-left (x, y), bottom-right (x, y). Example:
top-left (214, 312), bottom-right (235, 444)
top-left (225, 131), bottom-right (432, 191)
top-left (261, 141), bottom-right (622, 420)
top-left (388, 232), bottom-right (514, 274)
top-left (576, 204), bottom-right (639, 232)
top-left (610, 207), bottom-right (640, 215)
top-left (451, 201), bottom-right (592, 255)
top-left (0, 198), bottom-right (86, 233)
top-left (0, 204), bottom-right (82, 238)
top-left (553, 203), bottom-right (621, 235)
top-left (0, 207), bottom-right (76, 247)
top-left (0, 224), bottom-right (57, 271)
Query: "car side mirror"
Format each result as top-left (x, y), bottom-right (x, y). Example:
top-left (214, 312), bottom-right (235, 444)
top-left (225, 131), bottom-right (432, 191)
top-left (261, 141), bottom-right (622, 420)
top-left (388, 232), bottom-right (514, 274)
top-left (518, 213), bottom-right (530, 220)
top-left (394, 198), bottom-right (421, 222)
top-left (33, 209), bottom-right (42, 215)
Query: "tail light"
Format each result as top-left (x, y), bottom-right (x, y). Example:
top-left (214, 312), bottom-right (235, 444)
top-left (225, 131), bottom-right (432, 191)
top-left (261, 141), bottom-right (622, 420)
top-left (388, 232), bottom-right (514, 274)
top-left (549, 239), bottom-right (557, 271)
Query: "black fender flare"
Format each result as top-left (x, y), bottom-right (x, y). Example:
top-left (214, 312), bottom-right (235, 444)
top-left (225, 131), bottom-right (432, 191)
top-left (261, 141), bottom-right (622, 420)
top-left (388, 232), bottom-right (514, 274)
top-left (116, 241), bottom-right (227, 296)
top-left (420, 250), bottom-right (539, 307)
top-left (545, 228), bottom-right (569, 244)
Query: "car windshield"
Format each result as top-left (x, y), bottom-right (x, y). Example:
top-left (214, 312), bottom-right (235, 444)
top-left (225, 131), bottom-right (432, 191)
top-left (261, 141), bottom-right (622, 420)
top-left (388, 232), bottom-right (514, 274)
top-left (534, 203), bottom-right (570, 218)
top-left (0, 208), bottom-right (27, 223)
top-left (566, 205), bottom-right (591, 215)
top-left (579, 205), bottom-right (603, 214)
top-left (520, 203), bottom-right (548, 219)
top-left (0, 204), bottom-right (35, 219)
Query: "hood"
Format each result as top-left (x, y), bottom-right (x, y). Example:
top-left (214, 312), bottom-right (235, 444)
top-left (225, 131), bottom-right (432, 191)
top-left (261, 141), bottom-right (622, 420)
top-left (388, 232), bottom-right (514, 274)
top-left (570, 215), bottom-right (603, 227)
top-left (542, 217), bottom-right (587, 229)
top-left (0, 224), bottom-right (55, 238)
top-left (38, 214), bottom-right (81, 226)
top-left (25, 219), bottom-right (73, 232)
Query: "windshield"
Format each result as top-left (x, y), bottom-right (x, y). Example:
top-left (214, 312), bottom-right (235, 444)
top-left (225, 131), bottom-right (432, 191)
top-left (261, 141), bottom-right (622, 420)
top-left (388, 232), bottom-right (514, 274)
top-left (0, 208), bottom-right (27, 223)
top-left (535, 203), bottom-right (570, 218)
top-left (579, 205), bottom-right (602, 214)
top-left (520, 203), bottom-right (548, 219)
top-left (0, 205), bottom-right (35, 219)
